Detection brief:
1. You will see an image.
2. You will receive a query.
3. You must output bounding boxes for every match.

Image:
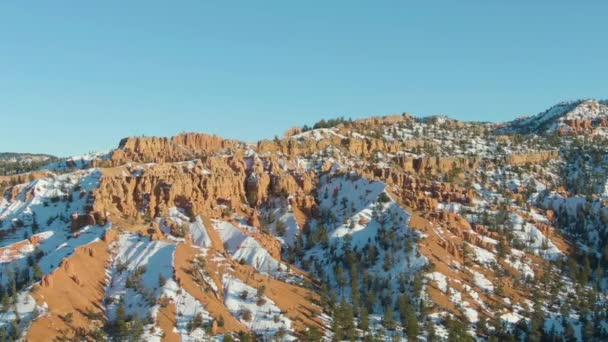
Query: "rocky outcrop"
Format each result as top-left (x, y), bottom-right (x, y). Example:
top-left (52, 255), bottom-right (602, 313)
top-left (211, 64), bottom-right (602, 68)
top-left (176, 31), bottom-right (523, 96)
top-left (389, 155), bottom-right (480, 175)
top-left (256, 135), bottom-right (344, 156)
top-left (505, 151), bottom-right (558, 165)
top-left (257, 133), bottom-right (405, 158)
top-left (283, 126), bottom-right (302, 137)
top-left (107, 132), bottom-right (241, 165)
top-left (93, 158), bottom-right (249, 221)
top-left (353, 114), bottom-right (411, 127)
top-left (364, 170), bottom-right (474, 210)
top-left (70, 212), bottom-right (95, 232)
top-left (92, 155), bottom-right (318, 225)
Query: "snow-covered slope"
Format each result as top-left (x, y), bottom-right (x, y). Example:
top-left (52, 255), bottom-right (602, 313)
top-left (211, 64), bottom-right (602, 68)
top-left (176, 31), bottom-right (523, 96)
top-left (500, 99), bottom-right (608, 134)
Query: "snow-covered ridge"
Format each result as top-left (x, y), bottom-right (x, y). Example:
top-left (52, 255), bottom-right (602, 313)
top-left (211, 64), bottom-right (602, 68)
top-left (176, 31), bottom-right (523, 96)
top-left (1, 169), bottom-right (106, 284)
top-left (290, 128), bottom-right (346, 141)
top-left (40, 151), bottom-right (109, 172)
top-left (500, 99), bottom-right (608, 134)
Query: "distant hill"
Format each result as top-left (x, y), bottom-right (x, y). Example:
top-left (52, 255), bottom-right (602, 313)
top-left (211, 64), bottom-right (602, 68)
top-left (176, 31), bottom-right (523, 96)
top-left (0, 152), bottom-right (57, 176)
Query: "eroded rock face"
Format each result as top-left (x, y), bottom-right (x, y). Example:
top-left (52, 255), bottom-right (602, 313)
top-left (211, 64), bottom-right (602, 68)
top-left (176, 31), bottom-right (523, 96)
top-left (92, 155), bottom-right (318, 224)
top-left (505, 151), bottom-right (558, 165)
top-left (107, 132), bottom-right (241, 165)
top-left (358, 167), bottom-right (474, 210)
top-left (354, 114), bottom-right (411, 126)
top-left (392, 155), bottom-right (480, 175)
top-left (284, 126), bottom-right (302, 137)
top-left (257, 133), bottom-right (404, 158)
top-left (70, 212), bottom-right (95, 232)
top-left (93, 158), bottom-right (248, 220)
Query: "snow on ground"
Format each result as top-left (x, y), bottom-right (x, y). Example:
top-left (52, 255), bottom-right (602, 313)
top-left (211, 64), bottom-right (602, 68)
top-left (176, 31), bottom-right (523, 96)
top-left (464, 285), bottom-right (488, 311)
top-left (303, 173), bottom-right (426, 313)
top-left (40, 151), bottom-right (108, 172)
top-left (105, 234), bottom-right (176, 321)
top-left (426, 272), bottom-right (449, 293)
top-left (428, 312), bottom-right (449, 340)
top-left (471, 269), bottom-right (494, 293)
top-left (173, 285), bottom-right (212, 341)
top-left (510, 213), bottom-right (562, 260)
top-left (106, 233), bottom-right (217, 340)
top-left (265, 207), bottom-right (300, 246)
top-left (449, 288), bottom-right (479, 323)
top-left (501, 311), bottom-right (524, 325)
top-left (290, 128), bottom-right (346, 141)
top-left (222, 275), bottom-right (294, 339)
top-left (213, 220), bottom-right (290, 279)
top-left (232, 236), bottom-right (286, 277)
top-left (151, 278), bottom-right (214, 342)
top-left (0, 169), bottom-right (107, 285)
top-left (212, 220), bottom-right (247, 253)
top-left (438, 202), bottom-right (462, 213)
top-left (189, 216), bottom-right (213, 248)
top-left (468, 243), bottom-right (496, 265)
top-left (506, 250), bottom-right (535, 278)
top-left (0, 291), bottom-right (40, 332)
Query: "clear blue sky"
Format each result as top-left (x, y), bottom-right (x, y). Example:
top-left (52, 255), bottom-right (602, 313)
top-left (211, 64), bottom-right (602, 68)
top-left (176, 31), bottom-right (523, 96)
top-left (1, 1), bottom-right (606, 156)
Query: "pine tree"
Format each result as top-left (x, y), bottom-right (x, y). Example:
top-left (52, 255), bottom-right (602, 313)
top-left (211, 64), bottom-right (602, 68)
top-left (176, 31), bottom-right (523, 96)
top-left (33, 263), bottom-right (42, 282)
top-left (582, 318), bottom-right (594, 341)
top-left (476, 318), bottom-right (488, 337)
top-left (10, 277), bottom-right (16, 304)
top-left (276, 219), bottom-right (287, 236)
top-left (131, 314), bottom-right (144, 340)
top-left (332, 300), bottom-right (355, 341)
top-left (158, 273), bottom-right (166, 287)
top-left (496, 238), bottom-right (509, 259)
top-left (350, 263), bottom-right (360, 310)
top-left (359, 306), bottom-right (369, 332)
top-left (404, 303), bottom-right (419, 339)
top-left (0, 292), bottom-right (9, 313)
top-left (528, 298), bottom-right (544, 342)
top-left (188, 312), bottom-right (203, 331)
top-left (446, 316), bottom-right (474, 342)
top-left (383, 304), bottom-right (395, 330)
top-left (303, 326), bottom-right (322, 342)
top-left (9, 321), bottom-right (20, 341)
top-left (115, 301), bottom-right (128, 338)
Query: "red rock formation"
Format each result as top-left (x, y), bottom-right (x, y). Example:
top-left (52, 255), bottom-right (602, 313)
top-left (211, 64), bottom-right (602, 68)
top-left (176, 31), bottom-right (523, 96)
top-left (506, 151), bottom-right (558, 165)
top-left (107, 132), bottom-right (240, 165)
top-left (92, 155), bottom-right (318, 226)
top-left (70, 212), bottom-right (95, 232)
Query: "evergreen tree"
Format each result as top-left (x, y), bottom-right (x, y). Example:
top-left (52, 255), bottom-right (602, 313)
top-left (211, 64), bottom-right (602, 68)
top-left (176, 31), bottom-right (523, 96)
top-left (332, 300), bottom-right (355, 341)
top-left (528, 297), bottom-right (545, 342)
top-left (351, 265), bottom-right (362, 312)
top-left (359, 306), bottom-right (369, 332)
top-left (404, 302), bottom-right (419, 339)
top-left (0, 292), bottom-right (9, 313)
top-left (32, 263), bottom-right (42, 282)
top-left (383, 304), bottom-right (395, 330)
top-left (8, 321), bottom-right (20, 341)
top-left (303, 325), bottom-right (322, 341)
top-left (582, 318), bottom-right (594, 341)
top-left (130, 314), bottom-right (144, 341)
top-left (158, 273), bottom-right (166, 287)
top-left (114, 301), bottom-right (128, 338)
top-left (446, 316), bottom-right (474, 342)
